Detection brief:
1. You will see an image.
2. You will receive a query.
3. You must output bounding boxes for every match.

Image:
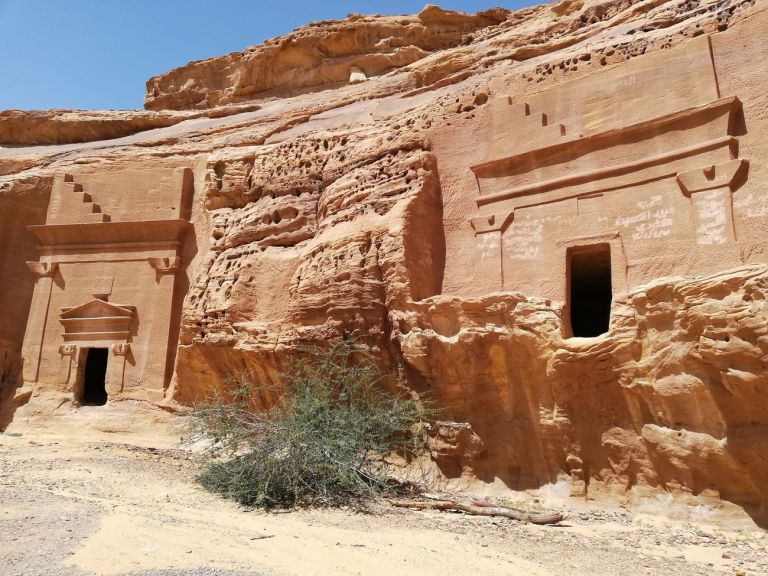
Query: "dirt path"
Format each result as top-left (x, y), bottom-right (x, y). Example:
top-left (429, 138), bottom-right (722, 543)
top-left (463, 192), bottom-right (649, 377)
top-left (1, 430), bottom-right (766, 576)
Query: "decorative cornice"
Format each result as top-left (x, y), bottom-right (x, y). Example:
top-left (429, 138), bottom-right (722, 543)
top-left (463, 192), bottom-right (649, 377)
top-left (27, 219), bottom-right (192, 249)
top-left (475, 135), bottom-right (736, 208)
top-left (471, 97), bottom-right (740, 178)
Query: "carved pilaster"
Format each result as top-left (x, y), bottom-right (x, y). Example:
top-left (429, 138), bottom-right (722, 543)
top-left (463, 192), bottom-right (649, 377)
top-left (22, 262), bottom-right (59, 382)
top-left (57, 344), bottom-right (78, 389)
top-left (145, 256), bottom-right (180, 390)
top-left (108, 344), bottom-right (130, 396)
top-left (677, 159), bottom-right (748, 245)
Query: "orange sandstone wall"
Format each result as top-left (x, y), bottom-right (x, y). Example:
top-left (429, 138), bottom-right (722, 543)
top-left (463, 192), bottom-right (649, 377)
top-left (0, 0), bottom-right (766, 525)
top-left (167, 2), bottom-right (768, 525)
top-left (0, 178), bottom-right (50, 425)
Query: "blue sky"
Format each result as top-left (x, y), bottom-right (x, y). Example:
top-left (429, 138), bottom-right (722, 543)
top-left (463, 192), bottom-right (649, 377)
top-left (0, 1), bottom-right (532, 111)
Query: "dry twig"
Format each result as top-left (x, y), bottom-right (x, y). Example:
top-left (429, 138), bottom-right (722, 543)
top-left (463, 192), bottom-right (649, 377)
top-left (390, 499), bottom-right (565, 525)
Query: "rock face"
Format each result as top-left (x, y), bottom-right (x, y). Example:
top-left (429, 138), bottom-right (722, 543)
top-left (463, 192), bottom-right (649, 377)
top-left (0, 103), bottom-right (262, 145)
top-left (0, 110), bottom-right (191, 146)
top-left (2, 0), bottom-right (768, 525)
top-left (144, 5), bottom-right (510, 110)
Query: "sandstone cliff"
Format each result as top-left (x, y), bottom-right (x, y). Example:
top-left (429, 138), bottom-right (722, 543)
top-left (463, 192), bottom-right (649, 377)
top-left (2, 0), bottom-right (767, 526)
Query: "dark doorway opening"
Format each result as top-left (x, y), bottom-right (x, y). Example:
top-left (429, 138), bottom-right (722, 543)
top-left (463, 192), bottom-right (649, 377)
top-left (82, 348), bottom-right (108, 406)
top-left (568, 244), bottom-right (612, 337)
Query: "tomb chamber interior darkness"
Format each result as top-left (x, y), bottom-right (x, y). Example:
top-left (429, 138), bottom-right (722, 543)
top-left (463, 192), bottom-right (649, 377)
top-left (81, 348), bottom-right (108, 406)
top-left (568, 245), bottom-right (612, 337)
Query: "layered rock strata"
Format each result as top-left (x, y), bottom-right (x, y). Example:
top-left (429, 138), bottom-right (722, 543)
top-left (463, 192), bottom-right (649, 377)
top-left (1, 0), bottom-right (767, 526)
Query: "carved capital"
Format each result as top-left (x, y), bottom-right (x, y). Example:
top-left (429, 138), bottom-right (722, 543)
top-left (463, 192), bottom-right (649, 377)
top-left (26, 261), bottom-right (58, 278)
top-left (148, 256), bottom-right (180, 274)
top-left (677, 159), bottom-right (749, 196)
top-left (470, 210), bottom-right (515, 234)
top-left (111, 343), bottom-right (130, 356)
top-left (58, 344), bottom-right (77, 357)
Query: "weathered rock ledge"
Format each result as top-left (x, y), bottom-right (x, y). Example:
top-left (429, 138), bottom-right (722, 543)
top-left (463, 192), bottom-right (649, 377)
top-left (1, 0), bottom-right (767, 527)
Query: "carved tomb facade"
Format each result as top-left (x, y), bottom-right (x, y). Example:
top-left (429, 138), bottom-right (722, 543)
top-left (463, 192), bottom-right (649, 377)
top-left (470, 36), bottom-right (751, 336)
top-left (21, 168), bottom-right (193, 405)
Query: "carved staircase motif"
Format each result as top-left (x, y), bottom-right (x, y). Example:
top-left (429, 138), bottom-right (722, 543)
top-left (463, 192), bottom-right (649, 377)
top-left (49, 173), bottom-right (111, 225)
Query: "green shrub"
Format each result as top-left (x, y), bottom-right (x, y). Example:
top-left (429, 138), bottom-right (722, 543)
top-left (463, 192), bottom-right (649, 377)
top-left (187, 342), bottom-right (431, 508)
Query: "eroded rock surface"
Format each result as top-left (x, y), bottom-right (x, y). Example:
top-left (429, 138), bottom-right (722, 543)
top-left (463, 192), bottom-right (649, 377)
top-left (144, 5), bottom-right (510, 110)
top-left (0, 103), bottom-right (263, 146)
top-left (2, 0), bottom-right (767, 526)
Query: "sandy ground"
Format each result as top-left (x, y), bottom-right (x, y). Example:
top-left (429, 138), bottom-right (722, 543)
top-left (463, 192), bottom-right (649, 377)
top-left (1, 427), bottom-right (767, 576)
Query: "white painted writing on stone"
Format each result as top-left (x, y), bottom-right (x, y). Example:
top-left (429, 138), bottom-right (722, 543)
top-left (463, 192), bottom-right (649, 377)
top-left (615, 195), bottom-right (675, 241)
top-left (478, 233), bottom-right (499, 260)
top-left (694, 189), bottom-right (727, 245)
top-left (503, 216), bottom-right (560, 260)
top-left (734, 193), bottom-right (768, 218)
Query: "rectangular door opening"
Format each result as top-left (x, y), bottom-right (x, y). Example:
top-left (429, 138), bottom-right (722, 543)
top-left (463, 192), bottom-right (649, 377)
top-left (568, 244), bottom-right (612, 337)
top-left (81, 348), bottom-right (108, 406)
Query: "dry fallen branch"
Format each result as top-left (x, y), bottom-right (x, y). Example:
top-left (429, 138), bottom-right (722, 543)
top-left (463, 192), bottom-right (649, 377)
top-left (390, 499), bottom-right (565, 525)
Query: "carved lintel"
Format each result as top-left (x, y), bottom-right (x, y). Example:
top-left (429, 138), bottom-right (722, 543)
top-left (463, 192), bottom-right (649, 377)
top-left (555, 230), bottom-right (622, 248)
top-left (26, 261), bottom-right (58, 278)
top-left (148, 256), bottom-right (181, 274)
top-left (111, 343), bottom-right (130, 356)
top-left (58, 344), bottom-right (77, 357)
top-left (677, 159), bottom-right (748, 196)
top-left (470, 210), bottom-right (515, 234)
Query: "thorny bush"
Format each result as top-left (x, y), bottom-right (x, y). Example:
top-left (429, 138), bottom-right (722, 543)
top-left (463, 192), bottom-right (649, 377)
top-left (187, 342), bottom-right (433, 508)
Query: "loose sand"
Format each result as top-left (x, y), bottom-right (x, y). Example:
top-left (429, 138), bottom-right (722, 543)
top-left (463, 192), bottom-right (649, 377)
top-left (1, 426), bottom-right (766, 576)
